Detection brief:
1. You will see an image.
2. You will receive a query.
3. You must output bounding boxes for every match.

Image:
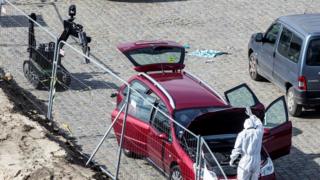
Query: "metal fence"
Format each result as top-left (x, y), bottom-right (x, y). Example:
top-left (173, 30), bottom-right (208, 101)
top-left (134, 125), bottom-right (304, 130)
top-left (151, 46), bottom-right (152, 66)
top-left (0, 1), bottom-right (227, 179)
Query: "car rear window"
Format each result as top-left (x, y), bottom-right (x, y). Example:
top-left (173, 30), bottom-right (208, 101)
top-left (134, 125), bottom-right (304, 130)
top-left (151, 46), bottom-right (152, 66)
top-left (307, 39), bottom-right (320, 66)
top-left (127, 46), bottom-right (183, 66)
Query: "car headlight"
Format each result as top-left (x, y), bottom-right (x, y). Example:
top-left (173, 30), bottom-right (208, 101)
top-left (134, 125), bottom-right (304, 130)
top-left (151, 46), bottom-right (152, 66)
top-left (260, 157), bottom-right (274, 176)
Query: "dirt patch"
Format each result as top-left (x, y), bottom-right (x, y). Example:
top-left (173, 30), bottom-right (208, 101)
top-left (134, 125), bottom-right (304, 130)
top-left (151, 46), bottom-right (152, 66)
top-left (0, 72), bottom-right (108, 179)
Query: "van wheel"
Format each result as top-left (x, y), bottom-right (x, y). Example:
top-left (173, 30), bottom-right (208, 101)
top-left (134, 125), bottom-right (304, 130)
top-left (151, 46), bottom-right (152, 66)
top-left (169, 165), bottom-right (182, 180)
top-left (249, 53), bottom-right (263, 81)
top-left (287, 87), bottom-right (302, 117)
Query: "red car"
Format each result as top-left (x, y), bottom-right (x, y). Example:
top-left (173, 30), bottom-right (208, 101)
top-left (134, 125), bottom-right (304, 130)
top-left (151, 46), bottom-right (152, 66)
top-left (111, 40), bottom-right (292, 180)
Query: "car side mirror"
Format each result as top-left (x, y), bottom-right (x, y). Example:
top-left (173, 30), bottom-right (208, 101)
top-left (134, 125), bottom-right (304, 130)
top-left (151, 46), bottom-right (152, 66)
top-left (255, 33), bottom-right (264, 42)
top-left (158, 133), bottom-right (169, 141)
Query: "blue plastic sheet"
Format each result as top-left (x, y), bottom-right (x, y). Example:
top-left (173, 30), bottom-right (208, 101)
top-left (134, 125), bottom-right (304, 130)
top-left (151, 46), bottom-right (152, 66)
top-left (189, 49), bottom-right (228, 58)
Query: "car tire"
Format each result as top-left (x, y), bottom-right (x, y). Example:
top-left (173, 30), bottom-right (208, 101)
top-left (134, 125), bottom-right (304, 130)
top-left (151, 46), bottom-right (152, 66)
top-left (123, 149), bottom-right (138, 158)
top-left (249, 53), bottom-right (263, 81)
top-left (169, 165), bottom-right (182, 180)
top-left (286, 87), bottom-right (302, 117)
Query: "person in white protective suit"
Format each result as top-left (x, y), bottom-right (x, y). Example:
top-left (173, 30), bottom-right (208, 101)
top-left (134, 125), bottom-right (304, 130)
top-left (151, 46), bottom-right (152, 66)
top-left (229, 112), bottom-right (264, 180)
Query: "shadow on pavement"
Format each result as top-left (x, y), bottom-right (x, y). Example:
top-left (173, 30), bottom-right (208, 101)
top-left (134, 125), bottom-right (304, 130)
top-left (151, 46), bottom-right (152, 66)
top-left (292, 126), bottom-right (302, 136)
top-left (274, 146), bottom-right (320, 179)
top-left (109, 0), bottom-right (187, 3)
top-left (274, 126), bottom-right (320, 179)
top-left (300, 108), bottom-right (320, 119)
top-left (69, 72), bottom-right (119, 91)
top-left (0, 15), bottom-right (47, 27)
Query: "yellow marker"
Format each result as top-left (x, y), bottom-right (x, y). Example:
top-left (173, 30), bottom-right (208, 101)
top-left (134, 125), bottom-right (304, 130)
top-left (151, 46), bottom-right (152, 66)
top-left (168, 56), bottom-right (176, 63)
top-left (62, 123), bottom-right (73, 136)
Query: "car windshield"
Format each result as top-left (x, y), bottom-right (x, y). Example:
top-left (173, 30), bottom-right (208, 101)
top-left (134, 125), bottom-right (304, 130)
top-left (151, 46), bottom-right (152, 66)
top-left (127, 46), bottom-right (183, 66)
top-left (175, 107), bottom-right (217, 126)
top-left (307, 38), bottom-right (320, 66)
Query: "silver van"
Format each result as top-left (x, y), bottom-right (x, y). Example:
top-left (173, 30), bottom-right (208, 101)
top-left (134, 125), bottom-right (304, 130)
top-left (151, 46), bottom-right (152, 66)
top-left (248, 14), bottom-right (320, 116)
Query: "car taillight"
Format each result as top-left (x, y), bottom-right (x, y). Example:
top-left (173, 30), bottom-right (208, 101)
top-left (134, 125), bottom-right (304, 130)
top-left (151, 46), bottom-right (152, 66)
top-left (298, 76), bottom-right (307, 91)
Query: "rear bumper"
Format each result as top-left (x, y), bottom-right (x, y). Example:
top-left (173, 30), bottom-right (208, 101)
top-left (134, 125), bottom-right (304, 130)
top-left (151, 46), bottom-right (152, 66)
top-left (260, 173), bottom-right (276, 180)
top-left (224, 173), bottom-right (275, 180)
top-left (294, 89), bottom-right (320, 106)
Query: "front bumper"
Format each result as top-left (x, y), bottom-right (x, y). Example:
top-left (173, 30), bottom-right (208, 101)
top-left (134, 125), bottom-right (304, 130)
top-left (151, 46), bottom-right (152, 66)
top-left (294, 89), bottom-right (320, 106)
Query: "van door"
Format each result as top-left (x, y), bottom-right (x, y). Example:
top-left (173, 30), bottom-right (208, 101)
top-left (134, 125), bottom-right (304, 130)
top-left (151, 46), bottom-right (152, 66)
top-left (263, 96), bottom-right (292, 160)
top-left (274, 27), bottom-right (302, 90)
top-left (258, 23), bottom-right (281, 79)
top-left (304, 38), bottom-right (320, 94)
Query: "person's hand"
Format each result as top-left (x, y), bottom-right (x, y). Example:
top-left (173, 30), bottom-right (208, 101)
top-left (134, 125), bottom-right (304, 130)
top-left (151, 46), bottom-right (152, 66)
top-left (229, 159), bottom-right (236, 167)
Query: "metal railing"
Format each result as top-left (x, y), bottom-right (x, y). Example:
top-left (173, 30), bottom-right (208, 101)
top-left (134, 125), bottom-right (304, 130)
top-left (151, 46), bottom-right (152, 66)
top-left (139, 72), bottom-right (176, 109)
top-left (0, 1), bottom-right (228, 179)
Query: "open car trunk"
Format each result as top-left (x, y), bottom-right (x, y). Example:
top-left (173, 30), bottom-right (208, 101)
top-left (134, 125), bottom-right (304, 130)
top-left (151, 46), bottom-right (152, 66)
top-left (187, 108), bottom-right (248, 136)
top-left (184, 108), bottom-right (267, 176)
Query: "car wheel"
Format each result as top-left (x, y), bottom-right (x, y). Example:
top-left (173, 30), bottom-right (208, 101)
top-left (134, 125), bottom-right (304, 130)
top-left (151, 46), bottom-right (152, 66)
top-left (123, 149), bottom-right (138, 158)
top-left (169, 165), bottom-right (182, 180)
top-left (286, 87), bottom-right (302, 117)
top-left (249, 53), bottom-right (263, 81)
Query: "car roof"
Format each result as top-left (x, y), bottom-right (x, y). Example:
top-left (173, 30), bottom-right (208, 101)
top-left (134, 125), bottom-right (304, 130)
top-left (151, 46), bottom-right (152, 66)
top-left (278, 13), bottom-right (320, 36)
top-left (147, 72), bottom-right (228, 110)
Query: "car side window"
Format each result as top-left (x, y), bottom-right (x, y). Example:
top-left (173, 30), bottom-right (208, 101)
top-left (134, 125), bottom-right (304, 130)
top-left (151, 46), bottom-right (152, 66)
top-left (264, 23), bottom-right (281, 45)
top-left (278, 27), bottom-right (302, 63)
top-left (122, 80), bottom-right (156, 123)
top-left (151, 100), bottom-right (172, 140)
top-left (224, 84), bottom-right (259, 108)
top-left (264, 97), bottom-right (288, 128)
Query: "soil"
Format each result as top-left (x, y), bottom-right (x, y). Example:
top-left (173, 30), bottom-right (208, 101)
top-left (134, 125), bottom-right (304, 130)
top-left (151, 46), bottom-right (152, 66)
top-left (0, 72), bottom-right (108, 180)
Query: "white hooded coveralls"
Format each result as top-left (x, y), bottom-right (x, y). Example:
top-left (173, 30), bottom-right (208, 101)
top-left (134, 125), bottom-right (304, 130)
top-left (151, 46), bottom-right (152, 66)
top-left (230, 115), bottom-right (264, 180)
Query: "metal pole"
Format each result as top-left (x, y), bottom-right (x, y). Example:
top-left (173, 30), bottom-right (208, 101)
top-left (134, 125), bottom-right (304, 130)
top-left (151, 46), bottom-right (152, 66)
top-left (0, 1), bottom-right (2, 17)
top-left (115, 87), bottom-right (131, 180)
top-left (198, 138), bottom-right (204, 180)
top-left (202, 137), bottom-right (228, 180)
top-left (86, 103), bottom-right (126, 166)
top-left (47, 38), bottom-right (59, 120)
top-left (195, 135), bottom-right (201, 180)
top-left (0, 0), bottom-right (5, 16)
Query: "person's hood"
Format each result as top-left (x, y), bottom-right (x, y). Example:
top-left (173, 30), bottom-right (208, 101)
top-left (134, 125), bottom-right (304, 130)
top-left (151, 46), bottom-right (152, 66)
top-left (243, 115), bottom-right (258, 129)
top-left (244, 117), bottom-right (254, 129)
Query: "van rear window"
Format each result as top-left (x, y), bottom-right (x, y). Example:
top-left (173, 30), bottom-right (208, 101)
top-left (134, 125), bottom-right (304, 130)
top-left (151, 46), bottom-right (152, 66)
top-left (307, 39), bottom-right (320, 66)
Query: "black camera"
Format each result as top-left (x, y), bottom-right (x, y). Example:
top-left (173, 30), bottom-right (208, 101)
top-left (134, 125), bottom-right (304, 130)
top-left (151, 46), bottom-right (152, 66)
top-left (69, 5), bottom-right (76, 18)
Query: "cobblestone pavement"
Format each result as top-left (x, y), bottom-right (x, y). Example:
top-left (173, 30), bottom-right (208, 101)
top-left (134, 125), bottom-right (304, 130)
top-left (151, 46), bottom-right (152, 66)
top-left (1, 0), bottom-right (320, 179)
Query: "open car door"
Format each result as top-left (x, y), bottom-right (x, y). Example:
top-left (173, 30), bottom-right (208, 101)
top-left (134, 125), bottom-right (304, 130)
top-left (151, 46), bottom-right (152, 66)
top-left (263, 96), bottom-right (292, 160)
top-left (117, 40), bottom-right (185, 72)
top-left (224, 83), bottom-right (265, 119)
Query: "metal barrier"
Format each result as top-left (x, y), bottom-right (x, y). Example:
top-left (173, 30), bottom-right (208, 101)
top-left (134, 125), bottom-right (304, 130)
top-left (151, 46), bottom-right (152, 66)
top-left (1, 1), bottom-right (228, 179)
